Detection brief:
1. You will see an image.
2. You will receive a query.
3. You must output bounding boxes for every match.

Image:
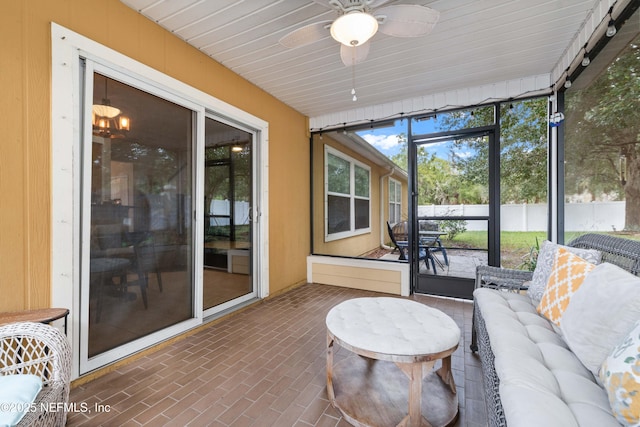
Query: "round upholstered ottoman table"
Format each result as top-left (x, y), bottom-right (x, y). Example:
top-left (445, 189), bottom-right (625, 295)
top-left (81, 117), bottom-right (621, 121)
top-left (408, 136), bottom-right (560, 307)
top-left (326, 297), bottom-right (460, 427)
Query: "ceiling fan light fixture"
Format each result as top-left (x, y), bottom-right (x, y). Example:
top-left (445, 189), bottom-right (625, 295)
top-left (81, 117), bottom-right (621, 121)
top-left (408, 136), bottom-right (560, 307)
top-left (330, 11), bottom-right (378, 46)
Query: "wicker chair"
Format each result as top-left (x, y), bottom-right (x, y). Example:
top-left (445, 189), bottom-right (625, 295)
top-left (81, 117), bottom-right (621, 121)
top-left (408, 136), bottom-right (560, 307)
top-left (0, 322), bottom-right (72, 427)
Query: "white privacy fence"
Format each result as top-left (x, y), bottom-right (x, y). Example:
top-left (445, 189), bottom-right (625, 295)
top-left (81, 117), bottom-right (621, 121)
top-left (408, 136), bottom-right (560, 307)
top-left (208, 200), bottom-right (251, 226)
top-left (419, 201), bottom-right (626, 232)
top-left (142, 197), bottom-right (249, 230)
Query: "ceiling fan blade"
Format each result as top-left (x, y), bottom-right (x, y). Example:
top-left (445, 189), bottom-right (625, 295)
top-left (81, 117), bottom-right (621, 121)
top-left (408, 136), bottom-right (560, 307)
top-left (340, 41), bottom-right (370, 67)
top-left (367, 0), bottom-right (395, 8)
top-left (314, 0), bottom-right (392, 12)
top-left (376, 5), bottom-right (440, 37)
top-left (279, 21), bottom-right (332, 49)
top-left (311, 0), bottom-right (341, 9)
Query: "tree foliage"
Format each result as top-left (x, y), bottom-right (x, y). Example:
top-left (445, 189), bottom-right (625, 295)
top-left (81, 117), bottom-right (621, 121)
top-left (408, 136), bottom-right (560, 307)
top-left (437, 98), bottom-right (548, 204)
top-left (565, 35), bottom-right (640, 229)
top-left (390, 99), bottom-right (548, 206)
top-left (385, 31), bottom-right (640, 231)
top-left (390, 133), bottom-right (487, 204)
top-left (204, 145), bottom-right (252, 216)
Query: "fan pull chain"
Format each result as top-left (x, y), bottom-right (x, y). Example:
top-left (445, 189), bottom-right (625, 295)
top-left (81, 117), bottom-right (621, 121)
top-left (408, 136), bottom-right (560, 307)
top-left (351, 46), bottom-right (357, 101)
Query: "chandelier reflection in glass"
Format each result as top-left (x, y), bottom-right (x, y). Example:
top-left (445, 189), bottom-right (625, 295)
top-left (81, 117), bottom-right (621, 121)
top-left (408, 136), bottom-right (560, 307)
top-left (92, 76), bottom-right (131, 138)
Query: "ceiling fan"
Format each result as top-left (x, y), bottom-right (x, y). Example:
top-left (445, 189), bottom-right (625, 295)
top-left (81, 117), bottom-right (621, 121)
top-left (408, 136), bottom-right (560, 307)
top-left (279, 0), bottom-right (440, 67)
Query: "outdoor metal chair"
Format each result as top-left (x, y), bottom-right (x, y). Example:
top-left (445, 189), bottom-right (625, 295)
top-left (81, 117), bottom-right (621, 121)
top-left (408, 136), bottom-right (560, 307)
top-left (419, 220), bottom-right (449, 268)
top-left (387, 221), bottom-right (437, 271)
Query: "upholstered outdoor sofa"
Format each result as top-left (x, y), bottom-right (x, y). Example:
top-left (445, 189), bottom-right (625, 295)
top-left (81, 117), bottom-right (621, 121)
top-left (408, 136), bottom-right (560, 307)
top-left (472, 233), bottom-right (640, 427)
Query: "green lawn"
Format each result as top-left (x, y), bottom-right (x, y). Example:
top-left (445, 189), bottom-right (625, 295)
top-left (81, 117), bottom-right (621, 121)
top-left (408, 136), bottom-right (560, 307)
top-left (445, 231), bottom-right (546, 250)
top-left (443, 230), bottom-right (640, 269)
top-left (443, 231), bottom-right (547, 270)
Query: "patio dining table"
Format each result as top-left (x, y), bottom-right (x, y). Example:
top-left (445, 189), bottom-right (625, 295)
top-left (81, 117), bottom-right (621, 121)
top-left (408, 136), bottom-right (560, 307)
top-left (419, 231), bottom-right (448, 271)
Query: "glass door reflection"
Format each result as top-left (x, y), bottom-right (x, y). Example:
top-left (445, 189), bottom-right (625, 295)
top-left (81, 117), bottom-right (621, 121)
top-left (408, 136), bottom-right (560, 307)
top-left (203, 118), bottom-right (253, 310)
top-left (87, 73), bottom-right (194, 358)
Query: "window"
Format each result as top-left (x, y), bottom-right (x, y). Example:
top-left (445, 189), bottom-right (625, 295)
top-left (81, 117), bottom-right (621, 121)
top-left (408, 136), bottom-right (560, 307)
top-left (389, 178), bottom-right (402, 225)
top-left (325, 146), bottom-right (370, 241)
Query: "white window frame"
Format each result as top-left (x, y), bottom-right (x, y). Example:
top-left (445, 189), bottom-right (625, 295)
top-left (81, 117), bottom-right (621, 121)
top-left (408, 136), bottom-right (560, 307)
top-left (51, 23), bottom-right (269, 378)
top-left (324, 145), bottom-right (371, 242)
top-left (389, 178), bottom-right (402, 225)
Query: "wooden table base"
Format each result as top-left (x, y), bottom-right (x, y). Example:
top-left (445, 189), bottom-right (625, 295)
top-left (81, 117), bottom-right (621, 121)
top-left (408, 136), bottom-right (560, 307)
top-left (329, 353), bottom-right (459, 427)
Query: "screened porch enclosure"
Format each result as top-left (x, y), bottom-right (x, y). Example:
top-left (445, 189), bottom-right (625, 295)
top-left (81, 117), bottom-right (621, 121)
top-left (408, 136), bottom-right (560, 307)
top-left (310, 98), bottom-right (550, 299)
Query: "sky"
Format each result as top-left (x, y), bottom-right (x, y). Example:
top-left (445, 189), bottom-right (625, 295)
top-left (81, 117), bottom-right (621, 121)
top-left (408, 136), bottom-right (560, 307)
top-left (356, 119), bottom-right (410, 158)
top-left (356, 118), bottom-right (455, 161)
top-left (359, 131), bottom-right (404, 157)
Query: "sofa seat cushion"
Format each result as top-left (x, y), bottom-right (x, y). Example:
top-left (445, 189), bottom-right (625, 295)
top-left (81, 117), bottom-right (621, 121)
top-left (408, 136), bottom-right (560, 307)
top-left (474, 288), bottom-right (620, 427)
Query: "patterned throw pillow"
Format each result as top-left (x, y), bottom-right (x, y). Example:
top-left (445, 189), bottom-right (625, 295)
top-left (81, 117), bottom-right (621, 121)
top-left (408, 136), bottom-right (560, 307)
top-left (528, 240), bottom-right (601, 305)
top-left (599, 320), bottom-right (640, 426)
top-left (536, 247), bottom-right (596, 325)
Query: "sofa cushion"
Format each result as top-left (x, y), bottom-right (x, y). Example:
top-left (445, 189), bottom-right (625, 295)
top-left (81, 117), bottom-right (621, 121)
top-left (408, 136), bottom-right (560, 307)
top-left (537, 247), bottom-right (595, 326)
top-left (528, 240), bottom-right (601, 305)
top-left (599, 319), bottom-right (640, 426)
top-left (561, 262), bottom-right (640, 379)
top-left (0, 374), bottom-right (42, 426)
top-left (474, 287), bottom-right (620, 426)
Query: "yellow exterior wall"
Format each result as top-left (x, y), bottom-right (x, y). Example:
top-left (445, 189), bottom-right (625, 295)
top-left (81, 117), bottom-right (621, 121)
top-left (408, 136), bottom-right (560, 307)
top-left (0, 0), bottom-right (309, 311)
top-left (312, 134), bottom-right (407, 256)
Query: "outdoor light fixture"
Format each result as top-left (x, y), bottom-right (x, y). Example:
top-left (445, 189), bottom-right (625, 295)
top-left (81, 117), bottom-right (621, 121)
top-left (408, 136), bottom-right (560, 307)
top-left (330, 11), bottom-right (379, 47)
top-left (606, 20), bottom-right (617, 37)
top-left (563, 68), bottom-right (572, 89)
top-left (92, 77), bottom-right (131, 138)
top-left (582, 44), bottom-right (590, 66)
top-left (605, 6), bottom-right (617, 38)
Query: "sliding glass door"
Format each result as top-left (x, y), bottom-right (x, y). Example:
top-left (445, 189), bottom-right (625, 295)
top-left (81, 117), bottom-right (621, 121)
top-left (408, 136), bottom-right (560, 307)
top-left (80, 64), bottom-right (198, 372)
top-left (203, 117), bottom-right (254, 311)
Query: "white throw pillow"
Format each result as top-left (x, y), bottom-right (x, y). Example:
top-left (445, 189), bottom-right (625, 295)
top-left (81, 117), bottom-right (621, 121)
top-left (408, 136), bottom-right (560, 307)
top-left (527, 240), bottom-right (602, 305)
top-left (561, 262), bottom-right (640, 379)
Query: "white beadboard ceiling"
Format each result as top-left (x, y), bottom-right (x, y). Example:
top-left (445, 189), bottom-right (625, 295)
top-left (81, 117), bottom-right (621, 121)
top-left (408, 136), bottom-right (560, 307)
top-left (120, 0), bottom-right (608, 125)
